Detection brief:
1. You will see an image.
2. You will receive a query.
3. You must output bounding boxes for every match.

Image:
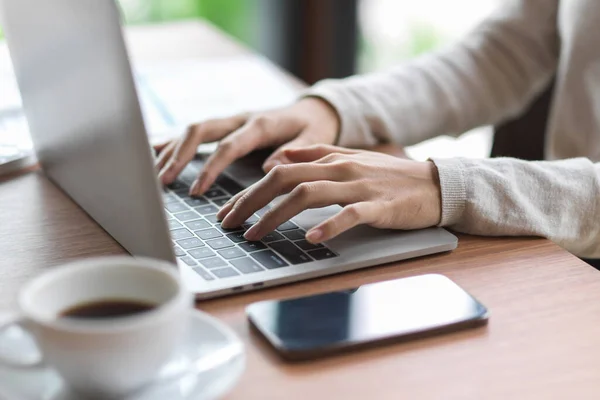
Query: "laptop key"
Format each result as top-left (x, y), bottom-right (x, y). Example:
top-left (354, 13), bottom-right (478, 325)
top-left (251, 250), bottom-right (289, 269)
top-left (230, 257), bottom-right (264, 274)
top-left (195, 205), bottom-right (220, 215)
top-left (308, 248), bottom-right (338, 260)
top-left (173, 246), bottom-right (186, 257)
top-left (167, 220), bottom-right (183, 230)
top-left (239, 241), bottom-right (267, 253)
top-left (282, 229), bottom-right (306, 241)
top-left (184, 219), bottom-right (211, 231)
top-left (192, 267), bottom-right (215, 281)
top-left (184, 197), bottom-right (209, 207)
top-left (261, 231), bottom-right (284, 243)
top-left (176, 238), bottom-right (204, 249)
top-left (170, 228), bottom-right (193, 240)
top-left (295, 239), bottom-right (324, 251)
top-left (205, 214), bottom-right (219, 224)
top-left (268, 240), bottom-right (311, 264)
top-left (165, 202), bottom-right (188, 214)
top-left (216, 224), bottom-right (245, 233)
top-left (215, 175), bottom-right (244, 195)
top-left (195, 228), bottom-right (223, 240)
top-left (277, 221), bottom-right (298, 231)
top-left (217, 247), bottom-right (245, 260)
top-left (199, 257), bottom-right (228, 269)
top-left (178, 167), bottom-right (199, 185)
top-left (204, 188), bottom-right (227, 199)
top-left (212, 267), bottom-right (240, 279)
top-left (226, 232), bottom-right (247, 243)
top-left (174, 210), bottom-right (201, 221)
top-left (162, 193), bottom-right (179, 204)
top-left (212, 197), bottom-right (231, 207)
top-left (188, 247), bottom-right (216, 259)
top-left (206, 238), bottom-right (234, 250)
top-left (168, 180), bottom-right (189, 192)
top-left (179, 256), bottom-right (197, 266)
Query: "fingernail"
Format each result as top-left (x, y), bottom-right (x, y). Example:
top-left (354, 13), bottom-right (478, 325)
top-left (158, 170), bottom-right (169, 185)
top-left (244, 225), bottom-right (259, 241)
top-left (190, 179), bottom-right (201, 195)
top-left (216, 204), bottom-right (231, 219)
top-left (216, 209), bottom-right (227, 221)
top-left (306, 229), bottom-right (323, 243)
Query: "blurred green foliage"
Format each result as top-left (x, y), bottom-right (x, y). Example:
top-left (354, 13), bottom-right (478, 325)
top-left (0, 1), bottom-right (256, 44)
top-left (119, 0), bottom-right (257, 46)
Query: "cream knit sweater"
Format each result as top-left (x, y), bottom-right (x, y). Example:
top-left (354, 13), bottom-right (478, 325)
top-left (306, 0), bottom-right (600, 258)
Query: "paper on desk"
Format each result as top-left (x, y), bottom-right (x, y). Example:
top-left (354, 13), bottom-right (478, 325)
top-left (133, 55), bottom-right (300, 147)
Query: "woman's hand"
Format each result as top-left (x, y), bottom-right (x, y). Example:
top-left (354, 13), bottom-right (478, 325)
top-left (216, 145), bottom-right (443, 244)
top-left (154, 97), bottom-right (340, 196)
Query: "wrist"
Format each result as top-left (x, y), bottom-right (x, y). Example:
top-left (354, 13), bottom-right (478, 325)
top-left (297, 97), bottom-right (341, 145)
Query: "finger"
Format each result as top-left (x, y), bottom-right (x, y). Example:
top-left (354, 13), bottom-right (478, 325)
top-left (220, 163), bottom-right (346, 229)
top-left (244, 182), bottom-right (361, 241)
top-left (159, 116), bottom-right (247, 185)
top-left (283, 144), bottom-right (360, 164)
top-left (190, 115), bottom-right (301, 195)
top-left (216, 187), bottom-right (250, 221)
top-left (154, 141), bottom-right (178, 172)
top-left (261, 133), bottom-right (315, 172)
top-left (153, 141), bottom-right (171, 153)
top-left (306, 202), bottom-right (379, 243)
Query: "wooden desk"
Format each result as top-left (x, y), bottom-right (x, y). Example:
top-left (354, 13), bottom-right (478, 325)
top-left (2, 21), bottom-right (600, 399)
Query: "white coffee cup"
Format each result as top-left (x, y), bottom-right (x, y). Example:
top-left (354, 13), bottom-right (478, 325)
top-left (0, 256), bottom-right (192, 398)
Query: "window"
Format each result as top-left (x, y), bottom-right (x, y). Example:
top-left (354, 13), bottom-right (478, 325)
top-left (358, 0), bottom-right (500, 160)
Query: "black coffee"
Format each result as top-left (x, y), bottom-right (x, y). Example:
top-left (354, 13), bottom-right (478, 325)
top-left (59, 299), bottom-right (157, 319)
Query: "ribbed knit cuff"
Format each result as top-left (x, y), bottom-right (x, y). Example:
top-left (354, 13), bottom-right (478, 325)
top-left (430, 158), bottom-right (467, 226)
top-left (299, 80), bottom-right (378, 148)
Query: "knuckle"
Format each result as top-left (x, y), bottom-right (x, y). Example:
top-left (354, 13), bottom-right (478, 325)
top-left (249, 114), bottom-right (273, 132)
top-left (321, 153), bottom-right (339, 163)
top-left (292, 182), bottom-right (315, 200)
top-left (336, 159), bottom-right (358, 171)
top-left (187, 123), bottom-right (204, 139)
top-left (268, 164), bottom-right (289, 184)
top-left (310, 143), bottom-right (329, 151)
top-left (343, 204), bottom-right (362, 222)
top-left (217, 139), bottom-right (235, 155)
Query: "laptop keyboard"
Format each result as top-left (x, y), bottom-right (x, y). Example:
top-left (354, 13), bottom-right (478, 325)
top-left (163, 170), bottom-right (338, 282)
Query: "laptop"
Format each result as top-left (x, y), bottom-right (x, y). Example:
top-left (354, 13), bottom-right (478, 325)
top-left (0, 0), bottom-right (457, 299)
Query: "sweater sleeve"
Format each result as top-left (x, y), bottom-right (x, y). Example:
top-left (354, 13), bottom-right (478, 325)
top-left (431, 157), bottom-right (600, 259)
top-left (303, 0), bottom-right (559, 148)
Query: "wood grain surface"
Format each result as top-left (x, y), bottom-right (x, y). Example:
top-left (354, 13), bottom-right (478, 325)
top-left (1, 21), bottom-right (599, 399)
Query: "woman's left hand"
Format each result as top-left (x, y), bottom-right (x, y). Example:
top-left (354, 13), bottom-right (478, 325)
top-left (216, 144), bottom-right (443, 244)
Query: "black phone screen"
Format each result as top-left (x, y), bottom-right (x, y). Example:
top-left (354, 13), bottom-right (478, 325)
top-left (246, 274), bottom-right (488, 359)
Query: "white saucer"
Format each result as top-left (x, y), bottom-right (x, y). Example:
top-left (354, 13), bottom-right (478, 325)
top-left (0, 310), bottom-right (245, 400)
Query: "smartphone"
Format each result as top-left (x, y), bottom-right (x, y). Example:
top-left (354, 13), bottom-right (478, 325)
top-left (246, 274), bottom-right (488, 360)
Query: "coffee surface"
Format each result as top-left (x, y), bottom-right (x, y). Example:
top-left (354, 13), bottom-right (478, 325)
top-left (60, 299), bottom-right (157, 319)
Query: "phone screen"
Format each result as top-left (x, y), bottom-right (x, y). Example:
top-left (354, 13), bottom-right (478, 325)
top-left (246, 274), bottom-right (488, 359)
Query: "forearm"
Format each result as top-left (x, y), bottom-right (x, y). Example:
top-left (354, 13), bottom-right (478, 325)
top-left (305, 0), bottom-right (559, 149)
top-left (432, 157), bottom-right (600, 258)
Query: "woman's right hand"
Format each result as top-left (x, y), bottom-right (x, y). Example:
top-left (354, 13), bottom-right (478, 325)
top-left (154, 97), bottom-right (340, 197)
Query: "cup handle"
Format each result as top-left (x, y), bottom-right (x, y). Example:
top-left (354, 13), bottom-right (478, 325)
top-left (0, 313), bottom-right (45, 369)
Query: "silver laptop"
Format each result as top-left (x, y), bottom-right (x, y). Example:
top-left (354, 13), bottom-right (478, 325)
top-left (0, 0), bottom-right (457, 299)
